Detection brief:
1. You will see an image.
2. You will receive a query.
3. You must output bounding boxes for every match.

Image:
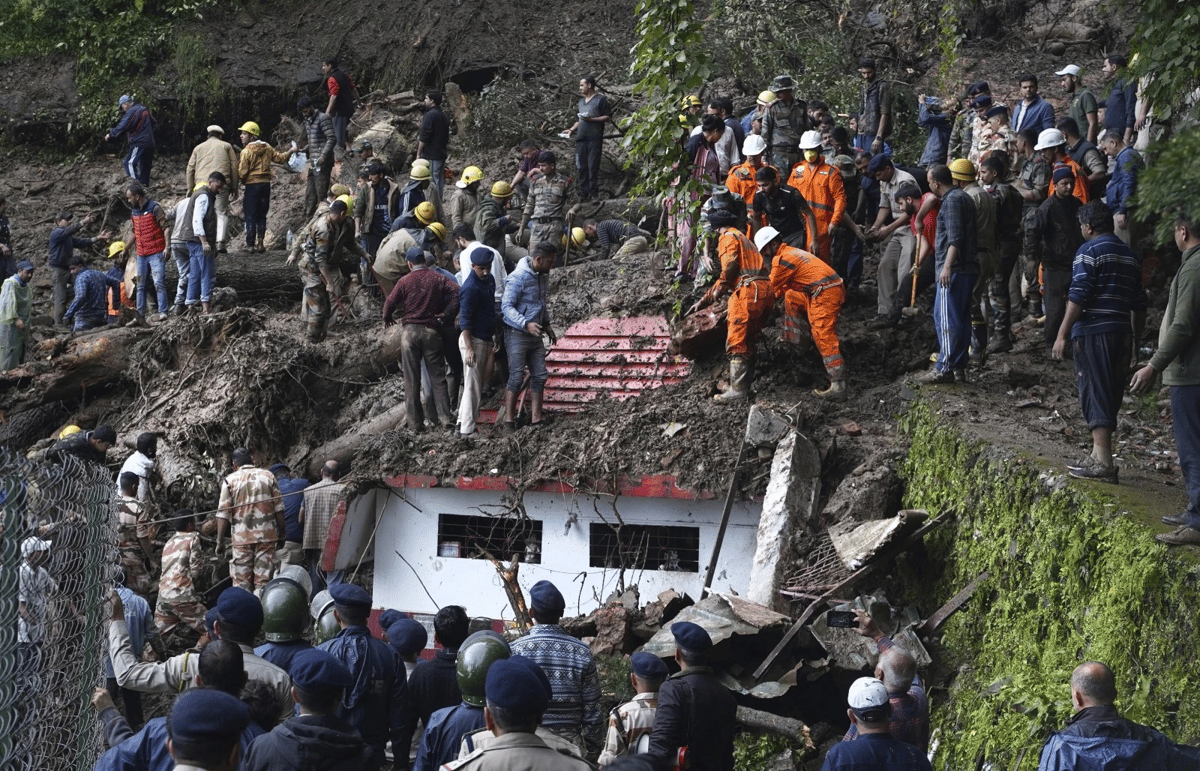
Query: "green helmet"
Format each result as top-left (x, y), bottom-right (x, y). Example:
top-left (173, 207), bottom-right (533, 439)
top-left (261, 577), bottom-right (310, 642)
top-left (314, 604), bottom-right (341, 644)
top-left (456, 630), bottom-right (511, 706)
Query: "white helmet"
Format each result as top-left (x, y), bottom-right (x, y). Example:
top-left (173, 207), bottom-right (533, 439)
top-left (798, 130), bottom-right (823, 150)
top-left (1034, 128), bottom-right (1066, 151)
top-left (753, 226), bottom-right (781, 252)
top-left (742, 134), bottom-right (767, 157)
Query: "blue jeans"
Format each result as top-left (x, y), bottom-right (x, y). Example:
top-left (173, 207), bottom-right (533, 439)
top-left (933, 271), bottom-right (975, 372)
top-left (136, 251), bottom-right (167, 315)
top-left (171, 243), bottom-right (189, 307)
top-left (429, 159), bottom-right (445, 196)
top-left (504, 325), bottom-right (548, 393)
top-left (575, 138), bottom-right (602, 196)
top-left (123, 145), bottom-right (153, 185)
top-left (1172, 384), bottom-right (1200, 527)
top-left (186, 242), bottom-right (215, 305)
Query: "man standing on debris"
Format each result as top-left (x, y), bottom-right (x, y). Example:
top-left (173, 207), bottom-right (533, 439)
top-left (1099, 129), bottom-right (1143, 248)
top-left (318, 583), bottom-right (407, 771)
top-left (186, 125), bottom-right (240, 253)
top-left (824, 678), bottom-right (932, 771)
top-left (323, 56), bottom-right (361, 153)
top-left (648, 622), bottom-right (736, 771)
top-left (1132, 214), bottom-right (1200, 547)
top-left (154, 509), bottom-right (207, 634)
top-left (857, 59), bottom-right (893, 156)
top-left (564, 75), bottom-right (611, 201)
top-left (762, 75), bottom-right (809, 175)
top-left (115, 471), bottom-right (156, 598)
top-left (300, 97), bottom-right (338, 218)
top-left (848, 612), bottom-right (930, 750)
top-left (500, 243), bottom-right (557, 430)
top-left (298, 198), bottom-right (366, 342)
top-left (182, 172), bottom-right (229, 314)
top-left (270, 463), bottom-right (309, 566)
top-left (49, 211), bottom-right (109, 327)
top-left (521, 152), bottom-right (573, 252)
top-left (238, 121), bottom-right (296, 254)
top-left (981, 155), bottom-right (1023, 354)
top-left (1058, 65), bottom-right (1099, 144)
top-left (917, 164), bottom-right (977, 384)
top-left (1052, 201), bottom-right (1146, 484)
top-left (510, 580), bottom-right (602, 756)
top-left (1030, 167), bottom-right (1085, 348)
top-left (105, 95), bottom-right (156, 185)
top-left (1015, 128), bottom-right (1051, 320)
top-left (417, 91), bottom-right (451, 195)
top-left (216, 447), bottom-right (286, 595)
top-left (0, 260), bottom-right (34, 369)
top-left (125, 183), bottom-right (171, 318)
top-left (787, 130), bottom-right (847, 264)
top-left (1036, 662), bottom-right (1200, 769)
top-left (867, 153), bottom-right (920, 329)
top-left (0, 195), bottom-right (14, 281)
top-left (64, 255), bottom-right (122, 331)
top-left (949, 158), bottom-right (996, 362)
top-left (301, 460), bottom-right (345, 590)
top-left (458, 246), bottom-right (498, 438)
top-left (598, 652), bottom-right (666, 766)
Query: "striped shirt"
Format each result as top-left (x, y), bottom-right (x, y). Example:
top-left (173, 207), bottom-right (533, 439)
top-left (1068, 233), bottom-right (1147, 338)
top-left (843, 637), bottom-right (929, 750)
top-left (509, 624), bottom-right (603, 754)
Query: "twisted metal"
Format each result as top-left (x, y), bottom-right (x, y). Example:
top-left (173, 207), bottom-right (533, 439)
top-left (1, 447), bottom-right (117, 771)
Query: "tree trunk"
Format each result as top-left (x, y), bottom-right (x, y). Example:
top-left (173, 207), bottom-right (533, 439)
top-left (735, 706), bottom-right (814, 750)
top-left (304, 402), bottom-right (408, 478)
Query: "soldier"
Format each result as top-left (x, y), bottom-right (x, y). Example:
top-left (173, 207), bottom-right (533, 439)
top-left (155, 509), bottom-right (207, 634)
top-left (115, 471), bottom-right (156, 598)
top-left (444, 658), bottom-right (591, 771)
top-left (317, 583), bottom-right (408, 771)
top-left (521, 152), bottom-right (574, 250)
top-left (254, 574), bottom-right (313, 675)
top-left (216, 447), bottom-right (286, 595)
top-left (415, 632), bottom-right (511, 771)
top-left (762, 74), bottom-right (809, 176)
top-left (294, 197), bottom-right (366, 343)
top-left (598, 652), bottom-right (667, 766)
top-left (242, 648), bottom-right (372, 771)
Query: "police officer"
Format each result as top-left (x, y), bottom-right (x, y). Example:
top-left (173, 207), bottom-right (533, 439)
top-left (242, 648), bottom-right (372, 771)
top-left (444, 658), bottom-right (591, 771)
top-left (317, 583), bottom-right (408, 770)
top-left (521, 152), bottom-right (575, 250)
top-left (254, 575), bottom-right (313, 675)
top-left (166, 689), bottom-right (252, 771)
top-left (387, 617), bottom-right (429, 680)
top-left (414, 631), bottom-right (511, 771)
top-left (647, 622), bottom-right (737, 771)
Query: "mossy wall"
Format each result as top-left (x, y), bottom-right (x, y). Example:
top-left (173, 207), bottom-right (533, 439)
top-left (899, 402), bottom-right (1200, 769)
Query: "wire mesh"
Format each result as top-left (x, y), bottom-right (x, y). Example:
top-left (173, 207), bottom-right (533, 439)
top-left (781, 529), bottom-right (853, 599)
top-left (1, 447), bottom-right (117, 771)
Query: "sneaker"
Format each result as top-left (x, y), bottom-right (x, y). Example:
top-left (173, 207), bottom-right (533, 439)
top-left (1067, 458), bottom-right (1118, 483)
top-left (1162, 513), bottom-right (1190, 526)
top-left (915, 368), bottom-right (955, 385)
top-left (1155, 526), bottom-right (1200, 546)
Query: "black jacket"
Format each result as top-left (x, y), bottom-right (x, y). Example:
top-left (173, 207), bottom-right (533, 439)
top-left (647, 666), bottom-right (737, 771)
top-left (242, 714), bottom-right (371, 771)
top-left (45, 431), bottom-right (106, 466)
top-left (1030, 194), bottom-right (1083, 269)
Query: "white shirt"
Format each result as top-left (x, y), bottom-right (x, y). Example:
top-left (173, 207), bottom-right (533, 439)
top-left (690, 124), bottom-right (740, 177)
top-left (456, 240), bottom-right (508, 303)
top-left (19, 561), bottom-right (57, 643)
top-left (118, 450), bottom-right (155, 502)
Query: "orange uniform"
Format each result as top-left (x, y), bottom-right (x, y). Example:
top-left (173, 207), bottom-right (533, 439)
top-left (703, 227), bottom-right (773, 356)
top-left (786, 158), bottom-right (846, 264)
top-left (768, 243), bottom-right (845, 380)
top-left (1059, 155), bottom-right (1090, 203)
top-left (726, 161), bottom-right (777, 227)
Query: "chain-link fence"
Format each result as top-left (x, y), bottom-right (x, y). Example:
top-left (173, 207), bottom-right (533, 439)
top-left (0, 448), bottom-right (117, 771)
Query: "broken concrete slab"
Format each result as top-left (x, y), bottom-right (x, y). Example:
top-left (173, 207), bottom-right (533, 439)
top-left (808, 595), bottom-right (932, 671)
top-left (744, 404), bottom-right (792, 447)
top-left (819, 448), bottom-right (904, 525)
top-left (640, 593), bottom-right (790, 658)
top-left (827, 509), bottom-right (928, 571)
top-left (590, 604), bottom-right (637, 656)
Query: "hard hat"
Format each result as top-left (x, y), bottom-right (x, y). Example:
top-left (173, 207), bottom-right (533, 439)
top-left (329, 183), bottom-right (351, 198)
top-left (1034, 128), bottom-right (1066, 151)
top-left (426, 222), bottom-right (446, 241)
top-left (490, 180), bottom-right (514, 198)
top-left (415, 201), bottom-right (437, 225)
top-left (108, 241), bottom-right (127, 258)
top-left (756, 90), bottom-right (778, 106)
top-left (457, 166), bottom-right (484, 188)
top-left (276, 564), bottom-right (313, 599)
top-left (682, 95), bottom-right (702, 109)
top-left (569, 227), bottom-right (586, 248)
top-left (260, 576), bottom-right (310, 642)
top-left (238, 121), bottom-right (261, 137)
top-left (314, 604), bottom-right (340, 644)
top-left (456, 631), bottom-right (511, 707)
top-left (336, 194), bottom-right (355, 211)
top-left (742, 134), bottom-right (767, 157)
top-left (58, 425), bottom-right (82, 439)
top-left (410, 163), bottom-right (432, 181)
top-left (798, 130), bottom-right (823, 150)
top-left (753, 226), bottom-right (782, 251)
top-left (310, 589), bottom-right (334, 620)
top-left (949, 158), bottom-right (976, 181)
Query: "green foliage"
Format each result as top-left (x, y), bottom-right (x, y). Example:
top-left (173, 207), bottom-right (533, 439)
top-left (732, 732), bottom-right (793, 771)
top-left (1129, 0), bottom-right (1200, 123)
top-left (933, 0), bottom-right (964, 97)
top-left (899, 402), bottom-right (1200, 769)
top-left (1133, 127), bottom-right (1200, 242)
top-left (171, 32), bottom-right (222, 128)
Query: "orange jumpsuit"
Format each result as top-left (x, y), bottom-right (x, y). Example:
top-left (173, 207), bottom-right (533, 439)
top-left (786, 158), bottom-right (846, 264)
top-left (1058, 155), bottom-right (1090, 203)
top-left (726, 161), bottom-right (778, 228)
top-left (768, 243), bottom-right (845, 380)
top-left (702, 227), bottom-right (773, 356)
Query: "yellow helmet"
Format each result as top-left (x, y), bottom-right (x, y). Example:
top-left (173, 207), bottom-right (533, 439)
top-left (336, 194), bottom-right (355, 212)
top-left (490, 181), bottom-right (514, 198)
top-left (949, 158), bottom-right (977, 182)
top-left (410, 163), bottom-right (432, 181)
top-left (458, 166), bottom-right (484, 187)
top-left (569, 227), bottom-right (587, 248)
top-left (415, 201), bottom-right (437, 225)
top-left (238, 121), bottom-right (261, 137)
top-left (682, 95), bottom-right (702, 109)
top-left (329, 183), bottom-right (351, 197)
top-left (194, 182), bottom-right (207, 192)
top-left (58, 425), bottom-right (82, 439)
top-left (108, 241), bottom-right (127, 258)
top-left (756, 90), bottom-right (778, 106)
top-left (426, 222), bottom-right (446, 241)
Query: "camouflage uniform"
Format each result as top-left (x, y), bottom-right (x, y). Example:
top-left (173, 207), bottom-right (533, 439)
top-left (217, 464), bottom-right (284, 594)
top-left (115, 494), bottom-right (154, 598)
top-left (298, 210), bottom-right (365, 342)
top-left (597, 692), bottom-right (658, 765)
top-left (155, 531), bottom-right (207, 633)
top-left (523, 173), bottom-right (572, 250)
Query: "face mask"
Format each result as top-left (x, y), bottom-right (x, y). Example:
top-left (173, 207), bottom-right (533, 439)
top-left (804, 149), bottom-right (820, 162)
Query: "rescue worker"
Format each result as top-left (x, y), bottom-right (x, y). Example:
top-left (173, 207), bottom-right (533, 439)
top-left (583, 219), bottom-right (651, 261)
top-left (154, 509), bottom-right (207, 634)
top-left (1036, 128), bottom-right (1090, 203)
top-left (476, 181), bottom-right (526, 266)
top-left (182, 172), bottom-right (228, 314)
top-left (375, 202), bottom-right (445, 298)
top-left (758, 226), bottom-right (847, 398)
top-left (397, 162), bottom-right (435, 224)
top-left (762, 75), bottom-right (810, 176)
top-left (752, 167), bottom-right (819, 253)
top-left (725, 134), bottom-right (774, 227)
top-left (689, 208), bottom-right (774, 403)
top-left (415, 632), bottom-right (511, 771)
top-left (949, 158), bottom-right (997, 362)
top-left (355, 162), bottom-right (397, 259)
top-left (215, 447), bottom-right (286, 595)
top-left (237, 121), bottom-right (295, 254)
top-left (597, 652), bottom-right (667, 766)
top-left (521, 152), bottom-right (574, 249)
top-left (254, 574), bottom-right (313, 675)
top-left (295, 198), bottom-right (366, 343)
top-left (64, 255), bottom-right (122, 331)
top-left (0, 260), bottom-right (34, 370)
top-left (115, 471), bottom-right (156, 598)
top-left (787, 130), bottom-right (847, 265)
top-left (317, 583), bottom-right (408, 771)
top-left (186, 125), bottom-right (240, 253)
top-left (299, 97), bottom-right (338, 217)
top-left (450, 167), bottom-right (485, 229)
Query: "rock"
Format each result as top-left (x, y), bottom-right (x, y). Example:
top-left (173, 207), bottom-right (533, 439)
top-left (764, 749), bottom-right (796, 771)
top-left (602, 585), bottom-right (640, 611)
top-left (657, 589), bottom-right (693, 625)
top-left (560, 612), bottom-right (598, 639)
top-left (820, 448), bottom-right (904, 524)
top-left (745, 404), bottom-right (791, 447)
top-left (590, 604), bottom-right (636, 655)
top-left (235, 10), bottom-right (256, 28)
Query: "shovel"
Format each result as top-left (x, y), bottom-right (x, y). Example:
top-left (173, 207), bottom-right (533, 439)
top-left (901, 261), bottom-right (921, 317)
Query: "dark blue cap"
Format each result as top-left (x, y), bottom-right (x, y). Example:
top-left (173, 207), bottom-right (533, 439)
top-left (379, 609), bottom-right (404, 630)
top-left (204, 607), bottom-right (219, 635)
top-left (168, 689), bottom-right (251, 743)
top-left (671, 621), bottom-right (712, 651)
top-left (485, 657), bottom-right (550, 713)
top-left (529, 580), bottom-right (565, 616)
top-left (508, 654), bottom-right (552, 699)
top-left (971, 94), bottom-right (993, 109)
top-left (631, 651), bottom-right (669, 680)
top-left (388, 618), bottom-right (428, 656)
top-left (405, 246), bottom-right (426, 264)
top-left (329, 583), bottom-right (372, 609)
top-left (290, 648), bottom-right (354, 692)
top-left (217, 587), bottom-right (263, 630)
top-left (268, 463), bottom-right (289, 475)
top-left (469, 247), bottom-right (493, 266)
top-left (984, 105), bottom-right (1008, 119)
top-left (16, 261), bottom-right (34, 272)
top-left (866, 153), bottom-right (892, 174)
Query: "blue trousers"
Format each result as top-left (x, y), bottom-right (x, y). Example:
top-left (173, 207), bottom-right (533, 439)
top-left (1172, 384), bottom-right (1200, 528)
top-left (123, 145), bottom-right (153, 185)
top-left (933, 271), bottom-right (975, 372)
top-left (136, 251), bottom-right (167, 315)
top-left (186, 242), bottom-right (216, 305)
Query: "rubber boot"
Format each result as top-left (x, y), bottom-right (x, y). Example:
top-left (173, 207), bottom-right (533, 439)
top-left (255, 235), bottom-right (266, 254)
top-left (969, 323), bottom-right (988, 367)
top-left (713, 356), bottom-right (750, 403)
top-left (814, 380), bottom-right (846, 399)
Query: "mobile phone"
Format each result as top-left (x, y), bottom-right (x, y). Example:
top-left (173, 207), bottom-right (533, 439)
top-left (827, 610), bottom-right (857, 628)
